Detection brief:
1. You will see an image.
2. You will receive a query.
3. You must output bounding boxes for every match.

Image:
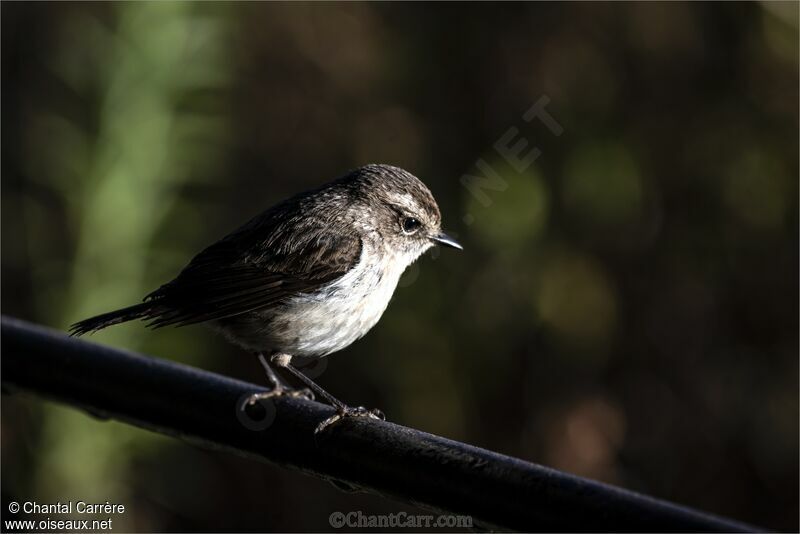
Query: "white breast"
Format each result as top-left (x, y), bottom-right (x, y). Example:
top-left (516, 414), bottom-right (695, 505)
top-left (266, 240), bottom-right (414, 357)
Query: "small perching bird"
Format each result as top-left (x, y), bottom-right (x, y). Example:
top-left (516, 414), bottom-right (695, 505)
top-left (71, 164), bottom-right (462, 432)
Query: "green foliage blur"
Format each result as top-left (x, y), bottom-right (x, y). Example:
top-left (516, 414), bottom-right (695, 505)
top-left (2, 2), bottom-right (797, 531)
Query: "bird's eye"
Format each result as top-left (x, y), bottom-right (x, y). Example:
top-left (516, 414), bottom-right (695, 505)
top-left (401, 217), bottom-right (422, 234)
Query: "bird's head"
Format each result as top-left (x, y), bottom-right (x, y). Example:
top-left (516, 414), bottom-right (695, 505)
top-left (350, 164), bottom-right (462, 264)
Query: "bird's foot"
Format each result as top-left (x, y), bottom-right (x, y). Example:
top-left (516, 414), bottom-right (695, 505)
top-left (315, 405), bottom-right (385, 434)
top-left (242, 386), bottom-right (315, 410)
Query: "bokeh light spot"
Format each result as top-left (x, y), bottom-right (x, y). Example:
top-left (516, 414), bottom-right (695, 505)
top-left (724, 149), bottom-right (791, 230)
top-left (563, 142), bottom-right (643, 229)
top-left (465, 158), bottom-right (550, 250)
top-left (535, 252), bottom-right (617, 351)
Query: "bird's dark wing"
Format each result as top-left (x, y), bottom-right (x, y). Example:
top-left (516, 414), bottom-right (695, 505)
top-left (142, 220), bottom-right (362, 328)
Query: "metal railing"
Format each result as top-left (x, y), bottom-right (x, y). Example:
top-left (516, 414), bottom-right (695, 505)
top-left (1, 316), bottom-right (758, 532)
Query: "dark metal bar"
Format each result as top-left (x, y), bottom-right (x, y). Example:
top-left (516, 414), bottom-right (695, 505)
top-left (1, 315), bottom-right (758, 532)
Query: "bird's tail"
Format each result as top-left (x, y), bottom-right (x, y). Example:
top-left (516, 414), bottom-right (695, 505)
top-left (69, 302), bottom-right (155, 337)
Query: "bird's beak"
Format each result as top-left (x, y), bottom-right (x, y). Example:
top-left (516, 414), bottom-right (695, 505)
top-left (430, 232), bottom-right (463, 250)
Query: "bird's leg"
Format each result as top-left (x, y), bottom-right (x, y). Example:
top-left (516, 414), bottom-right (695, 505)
top-left (243, 353), bottom-right (314, 407)
top-left (271, 353), bottom-right (385, 433)
top-left (257, 353), bottom-right (290, 390)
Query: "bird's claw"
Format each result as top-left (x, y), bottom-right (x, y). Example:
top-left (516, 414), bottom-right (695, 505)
top-left (284, 387), bottom-right (315, 401)
top-left (242, 387), bottom-right (315, 409)
top-left (353, 406), bottom-right (385, 420)
top-left (315, 405), bottom-right (385, 434)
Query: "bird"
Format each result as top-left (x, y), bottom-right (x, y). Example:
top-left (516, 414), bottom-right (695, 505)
top-left (70, 164), bottom-right (462, 432)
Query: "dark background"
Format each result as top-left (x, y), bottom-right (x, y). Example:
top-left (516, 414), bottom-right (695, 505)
top-left (2, 2), bottom-right (798, 531)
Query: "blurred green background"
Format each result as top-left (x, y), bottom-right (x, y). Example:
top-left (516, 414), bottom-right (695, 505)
top-left (2, 2), bottom-right (798, 531)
